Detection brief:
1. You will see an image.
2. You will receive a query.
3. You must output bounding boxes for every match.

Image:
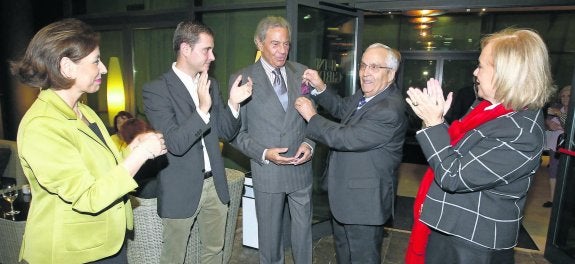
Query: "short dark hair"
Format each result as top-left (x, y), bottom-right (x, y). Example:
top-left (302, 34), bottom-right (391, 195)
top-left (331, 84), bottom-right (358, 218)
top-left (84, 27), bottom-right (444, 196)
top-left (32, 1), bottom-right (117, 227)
top-left (10, 18), bottom-right (100, 90)
top-left (120, 118), bottom-right (152, 144)
top-left (113, 111), bottom-right (134, 132)
top-left (173, 21), bottom-right (214, 56)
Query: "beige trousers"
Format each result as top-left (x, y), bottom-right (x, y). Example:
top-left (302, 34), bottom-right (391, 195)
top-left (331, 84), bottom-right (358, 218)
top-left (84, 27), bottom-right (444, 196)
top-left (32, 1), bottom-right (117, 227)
top-left (160, 177), bottom-right (229, 264)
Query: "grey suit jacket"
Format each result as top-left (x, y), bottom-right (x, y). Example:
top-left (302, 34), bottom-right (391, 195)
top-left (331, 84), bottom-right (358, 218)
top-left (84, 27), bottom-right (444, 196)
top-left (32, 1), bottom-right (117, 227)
top-left (230, 60), bottom-right (314, 193)
top-left (143, 69), bottom-right (240, 218)
top-left (306, 84), bottom-right (407, 225)
top-left (418, 105), bottom-right (544, 249)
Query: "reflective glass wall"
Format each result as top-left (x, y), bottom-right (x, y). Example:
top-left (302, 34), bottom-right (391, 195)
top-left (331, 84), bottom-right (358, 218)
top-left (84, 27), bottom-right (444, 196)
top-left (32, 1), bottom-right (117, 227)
top-left (296, 4), bottom-right (360, 224)
top-left (364, 11), bottom-right (575, 137)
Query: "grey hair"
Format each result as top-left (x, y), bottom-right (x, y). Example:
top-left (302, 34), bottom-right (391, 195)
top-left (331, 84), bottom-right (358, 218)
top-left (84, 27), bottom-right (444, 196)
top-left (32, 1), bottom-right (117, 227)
top-left (254, 16), bottom-right (291, 46)
top-left (366, 43), bottom-right (401, 70)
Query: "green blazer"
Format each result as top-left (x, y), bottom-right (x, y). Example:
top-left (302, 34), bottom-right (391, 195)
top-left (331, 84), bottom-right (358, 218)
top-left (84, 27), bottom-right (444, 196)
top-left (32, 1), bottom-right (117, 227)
top-left (17, 89), bottom-right (138, 263)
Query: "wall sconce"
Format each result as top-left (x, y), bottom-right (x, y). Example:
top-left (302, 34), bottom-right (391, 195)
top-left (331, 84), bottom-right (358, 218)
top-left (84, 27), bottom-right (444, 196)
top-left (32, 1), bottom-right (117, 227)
top-left (106, 57), bottom-right (126, 125)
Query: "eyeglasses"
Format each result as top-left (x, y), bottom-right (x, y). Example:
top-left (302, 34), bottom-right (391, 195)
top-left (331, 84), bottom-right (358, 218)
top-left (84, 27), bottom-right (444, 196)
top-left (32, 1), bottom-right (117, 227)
top-left (359, 63), bottom-right (392, 72)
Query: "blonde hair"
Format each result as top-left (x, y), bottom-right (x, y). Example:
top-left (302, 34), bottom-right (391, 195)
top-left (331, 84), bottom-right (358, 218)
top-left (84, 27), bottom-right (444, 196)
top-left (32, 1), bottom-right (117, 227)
top-left (482, 28), bottom-right (554, 110)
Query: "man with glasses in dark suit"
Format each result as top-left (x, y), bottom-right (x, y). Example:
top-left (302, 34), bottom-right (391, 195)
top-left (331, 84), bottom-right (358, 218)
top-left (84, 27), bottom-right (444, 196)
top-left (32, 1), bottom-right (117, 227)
top-left (295, 43), bottom-right (407, 263)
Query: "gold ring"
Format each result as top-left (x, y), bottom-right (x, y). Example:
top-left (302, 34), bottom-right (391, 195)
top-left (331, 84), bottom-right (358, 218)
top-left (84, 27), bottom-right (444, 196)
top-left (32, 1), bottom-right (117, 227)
top-left (412, 102), bottom-right (418, 106)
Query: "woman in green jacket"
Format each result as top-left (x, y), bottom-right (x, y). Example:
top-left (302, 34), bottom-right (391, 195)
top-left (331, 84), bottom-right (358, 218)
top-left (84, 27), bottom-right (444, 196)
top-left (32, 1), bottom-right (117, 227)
top-left (11, 18), bottom-right (167, 263)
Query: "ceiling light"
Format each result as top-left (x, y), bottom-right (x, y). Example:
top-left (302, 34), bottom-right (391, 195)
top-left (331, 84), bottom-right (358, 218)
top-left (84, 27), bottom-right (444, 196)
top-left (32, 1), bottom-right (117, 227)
top-left (404, 9), bottom-right (445, 17)
top-left (409, 17), bottom-right (437, 24)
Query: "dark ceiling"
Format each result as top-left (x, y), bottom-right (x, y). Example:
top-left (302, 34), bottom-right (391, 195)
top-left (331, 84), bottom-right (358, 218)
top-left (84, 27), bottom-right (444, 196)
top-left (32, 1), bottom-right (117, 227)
top-left (326, 0), bottom-right (575, 12)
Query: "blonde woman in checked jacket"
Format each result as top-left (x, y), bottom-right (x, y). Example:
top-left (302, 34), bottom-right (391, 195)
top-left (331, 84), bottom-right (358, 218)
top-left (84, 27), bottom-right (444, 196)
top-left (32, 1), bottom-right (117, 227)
top-left (405, 28), bottom-right (554, 264)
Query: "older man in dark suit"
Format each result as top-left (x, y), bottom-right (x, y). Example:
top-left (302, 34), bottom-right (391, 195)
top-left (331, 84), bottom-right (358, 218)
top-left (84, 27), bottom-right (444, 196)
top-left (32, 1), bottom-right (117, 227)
top-left (295, 43), bottom-right (407, 263)
top-left (143, 21), bottom-right (252, 264)
top-left (230, 16), bottom-right (315, 264)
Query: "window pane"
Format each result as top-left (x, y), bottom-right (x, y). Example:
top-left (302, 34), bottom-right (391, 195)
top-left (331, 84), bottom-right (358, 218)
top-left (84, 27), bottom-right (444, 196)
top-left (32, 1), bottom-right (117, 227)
top-left (443, 59), bottom-right (478, 123)
top-left (79, 0), bottom-right (189, 14)
top-left (442, 59), bottom-right (477, 93)
top-left (133, 28), bottom-right (175, 119)
top-left (297, 5), bottom-right (358, 97)
top-left (402, 59), bottom-right (437, 134)
top-left (402, 60), bottom-right (436, 89)
top-left (365, 14), bottom-right (481, 52)
top-left (363, 16), bottom-right (401, 51)
top-left (551, 53), bottom-right (575, 88)
top-left (203, 8), bottom-right (284, 100)
top-left (297, 5), bottom-right (359, 225)
top-left (494, 13), bottom-right (575, 53)
top-left (201, 0), bottom-right (281, 6)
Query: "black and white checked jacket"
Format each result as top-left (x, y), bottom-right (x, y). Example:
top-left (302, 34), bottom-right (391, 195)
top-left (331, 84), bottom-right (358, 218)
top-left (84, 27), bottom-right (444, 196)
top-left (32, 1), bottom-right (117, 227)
top-left (416, 107), bottom-right (545, 249)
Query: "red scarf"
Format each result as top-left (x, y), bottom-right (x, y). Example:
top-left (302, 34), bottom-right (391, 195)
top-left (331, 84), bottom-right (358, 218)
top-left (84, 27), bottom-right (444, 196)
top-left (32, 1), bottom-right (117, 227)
top-left (405, 100), bottom-right (513, 264)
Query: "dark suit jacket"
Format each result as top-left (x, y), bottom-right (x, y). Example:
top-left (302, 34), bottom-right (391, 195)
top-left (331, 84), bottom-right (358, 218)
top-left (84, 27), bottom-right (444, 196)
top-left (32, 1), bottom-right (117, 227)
top-left (143, 69), bottom-right (240, 218)
top-left (306, 84), bottom-right (407, 225)
top-left (230, 60), bottom-right (314, 193)
top-left (417, 105), bottom-right (544, 249)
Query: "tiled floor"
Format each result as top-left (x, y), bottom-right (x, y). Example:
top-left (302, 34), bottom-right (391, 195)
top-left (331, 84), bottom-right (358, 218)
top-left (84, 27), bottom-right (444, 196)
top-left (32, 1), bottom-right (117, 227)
top-left (229, 162), bottom-right (553, 263)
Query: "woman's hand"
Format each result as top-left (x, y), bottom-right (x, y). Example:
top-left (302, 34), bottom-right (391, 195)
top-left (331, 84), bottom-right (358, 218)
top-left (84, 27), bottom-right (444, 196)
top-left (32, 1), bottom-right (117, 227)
top-left (406, 78), bottom-right (453, 127)
top-left (122, 132), bottom-right (167, 176)
top-left (130, 132), bottom-right (167, 160)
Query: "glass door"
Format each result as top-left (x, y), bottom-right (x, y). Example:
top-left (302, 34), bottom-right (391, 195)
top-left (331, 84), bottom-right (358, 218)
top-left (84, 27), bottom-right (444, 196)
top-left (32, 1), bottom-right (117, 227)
top-left (545, 72), bottom-right (575, 263)
top-left (293, 2), bottom-right (362, 229)
top-left (399, 52), bottom-right (477, 159)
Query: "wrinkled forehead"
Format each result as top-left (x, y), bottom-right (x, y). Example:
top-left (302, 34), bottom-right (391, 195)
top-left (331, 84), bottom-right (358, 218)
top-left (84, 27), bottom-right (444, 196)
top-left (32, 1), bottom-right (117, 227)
top-left (361, 48), bottom-right (388, 65)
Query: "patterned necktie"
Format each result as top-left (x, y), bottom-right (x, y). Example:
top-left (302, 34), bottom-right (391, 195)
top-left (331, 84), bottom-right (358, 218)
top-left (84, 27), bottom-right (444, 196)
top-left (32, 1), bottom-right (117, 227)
top-left (272, 68), bottom-right (288, 111)
top-left (357, 96), bottom-right (367, 109)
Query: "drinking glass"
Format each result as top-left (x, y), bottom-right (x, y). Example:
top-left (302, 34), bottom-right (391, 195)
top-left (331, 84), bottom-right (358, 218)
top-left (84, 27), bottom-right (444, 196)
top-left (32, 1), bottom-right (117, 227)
top-left (2, 183), bottom-right (20, 216)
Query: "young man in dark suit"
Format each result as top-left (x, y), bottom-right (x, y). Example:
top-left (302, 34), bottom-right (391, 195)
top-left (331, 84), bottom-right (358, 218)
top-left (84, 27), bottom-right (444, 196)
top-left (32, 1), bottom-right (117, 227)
top-left (143, 21), bottom-right (252, 264)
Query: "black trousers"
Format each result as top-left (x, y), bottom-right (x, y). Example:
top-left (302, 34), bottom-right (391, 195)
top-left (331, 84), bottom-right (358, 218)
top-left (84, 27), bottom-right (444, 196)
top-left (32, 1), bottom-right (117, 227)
top-left (425, 229), bottom-right (514, 264)
top-left (90, 240), bottom-right (128, 264)
top-left (332, 218), bottom-right (384, 264)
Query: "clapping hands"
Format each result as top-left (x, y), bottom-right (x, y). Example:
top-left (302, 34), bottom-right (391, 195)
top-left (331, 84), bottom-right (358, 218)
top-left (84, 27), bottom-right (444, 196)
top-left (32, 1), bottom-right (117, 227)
top-left (406, 78), bottom-right (453, 127)
top-left (229, 75), bottom-right (253, 111)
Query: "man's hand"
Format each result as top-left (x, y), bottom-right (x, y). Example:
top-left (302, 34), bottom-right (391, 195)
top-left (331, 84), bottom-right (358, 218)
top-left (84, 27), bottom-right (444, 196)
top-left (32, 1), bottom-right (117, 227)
top-left (295, 97), bottom-right (317, 121)
top-left (291, 143), bottom-right (313, 165)
top-left (302, 69), bottom-right (326, 92)
top-left (265, 147), bottom-right (297, 165)
top-left (229, 75), bottom-right (253, 111)
top-left (197, 71), bottom-right (212, 114)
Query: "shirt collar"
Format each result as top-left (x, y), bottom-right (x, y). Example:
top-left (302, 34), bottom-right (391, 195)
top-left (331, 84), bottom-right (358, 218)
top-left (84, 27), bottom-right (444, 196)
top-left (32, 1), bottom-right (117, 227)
top-left (485, 102), bottom-right (501, 110)
top-left (259, 58), bottom-right (285, 77)
top-left (172, 62), bottom-right (199, 85)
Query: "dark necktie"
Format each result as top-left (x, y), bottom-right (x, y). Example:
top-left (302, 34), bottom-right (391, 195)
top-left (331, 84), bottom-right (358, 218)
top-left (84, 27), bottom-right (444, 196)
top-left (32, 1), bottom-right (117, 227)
top-left (357, 96), bottom-right (367, 109)
top-left (272, 68), bottom-right (288, 111)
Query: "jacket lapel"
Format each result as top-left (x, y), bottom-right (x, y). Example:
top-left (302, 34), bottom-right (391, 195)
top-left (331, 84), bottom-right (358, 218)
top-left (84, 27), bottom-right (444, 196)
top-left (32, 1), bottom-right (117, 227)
top-left (342, 92), bottom-right (364, 123)
top-left (39, 90), bottom-right (120, 160)
top-left (282, 62), bottom-right (300, 128)
top-left (253, 61), bottom-right (287, 114)
top-left (343, 84), bottom-right (397, 124)
top-left (165, 70), bottom-right (196, 110)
